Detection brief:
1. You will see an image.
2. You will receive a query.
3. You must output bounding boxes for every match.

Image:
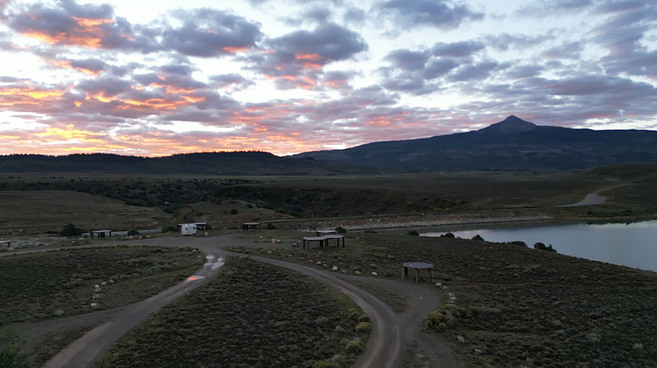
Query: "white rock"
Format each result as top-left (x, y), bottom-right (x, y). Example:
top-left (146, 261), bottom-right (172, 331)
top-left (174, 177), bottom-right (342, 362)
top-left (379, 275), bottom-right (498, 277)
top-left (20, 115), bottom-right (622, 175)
top-left (332, 266), bottom-right (338, 271)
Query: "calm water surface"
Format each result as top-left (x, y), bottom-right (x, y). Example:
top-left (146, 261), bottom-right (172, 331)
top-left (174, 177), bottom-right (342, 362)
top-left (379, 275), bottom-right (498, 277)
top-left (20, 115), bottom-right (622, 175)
top-left (421, 220), bottom-right (657, 272)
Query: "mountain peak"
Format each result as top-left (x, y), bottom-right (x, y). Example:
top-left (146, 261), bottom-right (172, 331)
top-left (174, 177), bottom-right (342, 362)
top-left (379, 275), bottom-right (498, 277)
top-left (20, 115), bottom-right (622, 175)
top-left (483, 115), bottom-right (536, 134)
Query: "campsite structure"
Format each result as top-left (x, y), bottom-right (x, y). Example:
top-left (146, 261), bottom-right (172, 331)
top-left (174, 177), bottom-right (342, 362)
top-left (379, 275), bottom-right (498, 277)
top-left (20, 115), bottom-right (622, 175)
top-left (402, 262), bottom-right (434, 283)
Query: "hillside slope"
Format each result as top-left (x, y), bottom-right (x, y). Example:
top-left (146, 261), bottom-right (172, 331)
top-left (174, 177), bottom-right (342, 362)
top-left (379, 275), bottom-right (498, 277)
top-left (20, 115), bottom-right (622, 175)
top-left (294, 116), bottom-right (657, 171)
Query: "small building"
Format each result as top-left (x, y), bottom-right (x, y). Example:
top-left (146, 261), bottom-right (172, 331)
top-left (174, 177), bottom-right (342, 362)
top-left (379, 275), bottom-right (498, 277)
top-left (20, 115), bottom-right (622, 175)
top-left (402, 262), bottom-right (434, 284)
top-left (180, 223), bottom-right (198, 236)
top-left (90, 230), bottom-right (112, 239)
top-left (303, 234), bottom-right (345, 250)
top-left (242, 222), bottom-right (261, 231)
top-left (0, 240), bottom-right (11, 249)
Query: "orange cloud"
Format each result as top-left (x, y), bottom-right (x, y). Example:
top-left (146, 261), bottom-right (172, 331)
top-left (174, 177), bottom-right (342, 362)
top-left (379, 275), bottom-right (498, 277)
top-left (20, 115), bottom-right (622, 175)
top-left (0, 86), bottom-right (65, 107)
top-left (46, 59), bottom-right (102, 76)
top-left (21, 16), bottom-right (114, 48)
top-left (295, 53), bottom-right (322, 61)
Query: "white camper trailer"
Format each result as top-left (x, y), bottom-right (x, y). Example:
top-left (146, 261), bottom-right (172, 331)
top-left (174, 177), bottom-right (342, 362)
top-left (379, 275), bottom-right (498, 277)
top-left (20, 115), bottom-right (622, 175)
top-left (180, 223), bottom-right (198, 236)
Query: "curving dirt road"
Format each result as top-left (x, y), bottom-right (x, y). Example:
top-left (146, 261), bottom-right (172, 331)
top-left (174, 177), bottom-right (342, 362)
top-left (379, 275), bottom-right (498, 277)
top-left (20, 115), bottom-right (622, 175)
top-left (38, 234), bottom-right (445, 368)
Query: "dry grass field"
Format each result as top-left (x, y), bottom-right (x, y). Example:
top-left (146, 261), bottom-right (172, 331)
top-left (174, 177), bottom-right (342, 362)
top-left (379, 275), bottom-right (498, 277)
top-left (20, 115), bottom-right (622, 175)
top-left (232, 229), bottom-right (657, 367)
top-left (0, 191), bottom-right (167, 236)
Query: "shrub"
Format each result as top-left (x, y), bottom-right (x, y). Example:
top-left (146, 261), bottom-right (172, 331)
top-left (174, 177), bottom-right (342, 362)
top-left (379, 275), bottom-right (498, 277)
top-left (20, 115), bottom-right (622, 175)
top-left (355, 321), bottom-right (371, 333)
top-left (344, 340), bottom-right (364, 355)
top-left (127, 229), bottom-right (139, 236)
top-left (230, 209), bottom-right (238, 215)
top-left (509, 241), bottom-right (527, 247)
top-left (59, 223), bottom-right (83, 236)
top-left (162, 226), bottom-right (178, 233)
top-left (407, 230), bottom-right (419, 236)
top-left (312, 360), bottom-right (340, 368)
top-left (335, 226), bottom-right (347, 234)
top-left (423, 306), bottom-right (458, 331)
top-left (266, 223), bottom-right (276, 230)
top-left (0, 327), bottom-right (26, 368)
top-left (534, 242), bottom-right (557, 253)
top-left (472, 234), bottom-right (484, 241)
top-left (441, 232), bottom-right (455, 238)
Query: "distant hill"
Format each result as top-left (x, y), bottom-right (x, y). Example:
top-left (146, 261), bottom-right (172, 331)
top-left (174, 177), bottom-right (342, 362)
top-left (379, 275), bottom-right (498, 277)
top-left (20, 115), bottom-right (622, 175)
top-left (0, 152), bottom-right (363, 175)
top-left (3, 116), bottom-right (657, 174)
top-left (293, 116), bottom-right (657, 171)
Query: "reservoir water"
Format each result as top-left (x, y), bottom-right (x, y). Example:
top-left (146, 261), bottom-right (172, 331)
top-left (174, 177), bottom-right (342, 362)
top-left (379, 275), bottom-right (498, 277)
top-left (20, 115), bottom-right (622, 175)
top-left (421, 220), bottom-right (657, 273)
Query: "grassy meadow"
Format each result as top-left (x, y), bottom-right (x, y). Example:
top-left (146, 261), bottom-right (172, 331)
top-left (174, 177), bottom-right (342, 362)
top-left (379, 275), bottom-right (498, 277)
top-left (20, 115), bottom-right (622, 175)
top-left (0, 246), bottom-right (203, 367)
top-left (233, 229), bottom-right (657, 367)
top-left (2, 164), bottom-right (657, 367)
top-left (97, 257), bottom-right (369, 368)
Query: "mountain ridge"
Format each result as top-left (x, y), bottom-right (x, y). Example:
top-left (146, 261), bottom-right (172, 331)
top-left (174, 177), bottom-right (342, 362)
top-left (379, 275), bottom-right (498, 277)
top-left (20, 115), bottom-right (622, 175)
top-left (294, 116), bottom-right (657, 171)
top-left (2, 116), bottom-right (657, 173)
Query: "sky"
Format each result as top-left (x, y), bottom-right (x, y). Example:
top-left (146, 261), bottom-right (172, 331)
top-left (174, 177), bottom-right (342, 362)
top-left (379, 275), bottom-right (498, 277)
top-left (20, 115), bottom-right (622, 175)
top-left (0, 0), bottom-right (656, 157)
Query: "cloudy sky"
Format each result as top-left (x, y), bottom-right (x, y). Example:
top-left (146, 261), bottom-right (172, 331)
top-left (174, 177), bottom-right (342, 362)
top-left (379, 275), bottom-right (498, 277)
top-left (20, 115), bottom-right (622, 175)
top-left (0, 0), bottom-right (656, 156)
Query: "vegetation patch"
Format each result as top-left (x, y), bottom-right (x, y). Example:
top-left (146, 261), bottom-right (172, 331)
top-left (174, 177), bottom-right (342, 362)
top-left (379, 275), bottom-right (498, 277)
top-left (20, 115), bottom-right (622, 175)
top-left (97, 257), bottom-right (368, 368)
top-left (352, 233), bottom-right (657, 367)
top-left (0, 246), bottom-right (202, 326)
top-left (233, 230), bottom-right (657, 367)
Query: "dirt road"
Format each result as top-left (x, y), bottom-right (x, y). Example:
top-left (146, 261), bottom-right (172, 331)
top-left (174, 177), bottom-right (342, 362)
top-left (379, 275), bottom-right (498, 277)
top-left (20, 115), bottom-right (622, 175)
top-left (38, 234), bottom-right (447, 368)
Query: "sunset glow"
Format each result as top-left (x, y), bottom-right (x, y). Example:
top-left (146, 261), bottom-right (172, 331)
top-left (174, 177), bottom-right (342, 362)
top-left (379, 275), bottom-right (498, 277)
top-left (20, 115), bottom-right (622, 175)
top-left (0, 0), bottom-right (655, 157)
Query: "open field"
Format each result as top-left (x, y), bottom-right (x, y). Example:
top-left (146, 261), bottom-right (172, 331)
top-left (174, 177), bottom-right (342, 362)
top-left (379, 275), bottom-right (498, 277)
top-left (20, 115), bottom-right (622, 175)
top-left (232, 229), bottom-right (657, 367)
top-left (0, 191), bottom-right (168, 236)
top-left (97, 257), bottom-right (369, 368)
top-left (0, 246), bottom-right (203, 367)
top-left (2, 164), bottom-right (657, 367)
top-left (3, 164), bottom-right (657, 234)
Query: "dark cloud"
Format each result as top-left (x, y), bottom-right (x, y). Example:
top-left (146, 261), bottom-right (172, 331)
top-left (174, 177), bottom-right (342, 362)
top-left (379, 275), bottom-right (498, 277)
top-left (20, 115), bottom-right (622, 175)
top-left (447, 60), bottom-right (502, 82)
top-left (7, 0), bottom-right (153, 50)
top-left (380, 40), bottom-right (484, 94)
top-left (422, 59), bottom-right (459, 79)
top-left (518, 0), bottom-right (594, 17)
top-left (385, 49), bottom-right (429, 71)
top-left (76, 78), bottom-right (132, 97)
top-left (343, 7), bottom-right (366, 25)
top-left (159, 64), bottom-right (194, 76)
top-left (272, 22), bottom-right (366, 62)
top-left (541, 41), bottom-right (583, 59)
top-left (431, 41), bottom-right (485, 58)
top-left (162, 9), bottom-right (262, 57)
top-left (591, 2), bottom-right (657, 79)
top-left (484, 33), bottom-right (553, 52)
top-left (250, 23), bottom-right (367, 88)
top-left (303, 6), bottom-right (332, 24)
top-left (594, 0), bottom-right (646, 14)
top-left (210, 74), bottom-right (254, 90)
top-left (68, 58), bottom-right (107, 73)
top-left (376, 0), bottom-right (483, 30)
top-left (503, 65), bottom-right (544, 80)
top-left (320, 70), bottom-right (355, 90)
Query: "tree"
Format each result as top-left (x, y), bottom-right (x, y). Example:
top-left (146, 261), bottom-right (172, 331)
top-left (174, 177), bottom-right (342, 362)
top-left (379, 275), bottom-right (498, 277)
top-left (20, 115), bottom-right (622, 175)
top-left (59, 223), bottom-right (83, 236)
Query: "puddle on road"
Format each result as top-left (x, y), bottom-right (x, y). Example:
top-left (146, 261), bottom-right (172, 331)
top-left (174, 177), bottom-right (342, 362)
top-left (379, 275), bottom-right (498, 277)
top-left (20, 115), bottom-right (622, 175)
top-left (186, 275), bottom-right (205, 281)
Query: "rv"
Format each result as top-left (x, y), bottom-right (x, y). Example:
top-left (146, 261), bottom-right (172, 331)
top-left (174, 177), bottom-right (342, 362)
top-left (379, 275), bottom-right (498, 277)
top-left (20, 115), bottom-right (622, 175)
top-left (180, 223), bottom-right (198, 236)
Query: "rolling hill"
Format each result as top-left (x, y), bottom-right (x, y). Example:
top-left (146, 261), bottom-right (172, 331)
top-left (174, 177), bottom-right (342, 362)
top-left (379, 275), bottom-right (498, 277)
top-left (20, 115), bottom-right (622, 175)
top-left (0, 151), bottom-right (362, 175)
top-left (2, 116), bottom-right (657, 174)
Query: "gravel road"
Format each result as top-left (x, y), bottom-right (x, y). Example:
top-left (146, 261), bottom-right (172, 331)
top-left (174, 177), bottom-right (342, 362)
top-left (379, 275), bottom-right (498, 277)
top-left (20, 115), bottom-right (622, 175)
top-left (36, 234), bottom-right (448, 368)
